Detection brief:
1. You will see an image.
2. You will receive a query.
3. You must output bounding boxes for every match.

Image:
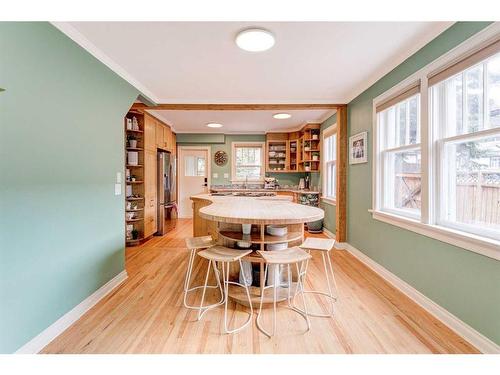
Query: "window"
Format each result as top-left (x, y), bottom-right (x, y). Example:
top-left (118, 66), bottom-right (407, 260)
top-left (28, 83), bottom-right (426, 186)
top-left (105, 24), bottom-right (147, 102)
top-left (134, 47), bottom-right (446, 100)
top-left (377, 87), bottom-right (421, 219)
top-left (432, 51), bottom-right (500, 240)
top-left (231, 142), bottom-right (265, 181)
top-left (323, 127), bottom-right (337, 203)
top-left (373, 31), bottom-right (500, 259)
top-left (185, 155), bottom-right (205, 177)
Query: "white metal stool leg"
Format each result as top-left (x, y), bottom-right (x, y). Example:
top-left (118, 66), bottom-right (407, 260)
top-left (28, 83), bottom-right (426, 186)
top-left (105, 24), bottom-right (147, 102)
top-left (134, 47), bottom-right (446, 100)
top-left (183, 249), bottom-right (223, 310)
top-left (256, 260), bottom-right (311, 338)
top-left (256, 263), bottom-right (273, 337)
top-left (293, 250), bottom-right (338, 318)
top-left (221, 259), bottom-right (253, 334)
top-left (288, 261), bottom-right (311, 331)
top-left (197, 259), bottom-right (224, 320)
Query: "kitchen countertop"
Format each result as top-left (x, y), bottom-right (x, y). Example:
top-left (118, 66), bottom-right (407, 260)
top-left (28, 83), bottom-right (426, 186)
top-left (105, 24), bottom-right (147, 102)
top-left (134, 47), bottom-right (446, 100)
top-left (210, 187), bottom-right (321, 194)
top-left (190, 194), bottom-right (324, 224)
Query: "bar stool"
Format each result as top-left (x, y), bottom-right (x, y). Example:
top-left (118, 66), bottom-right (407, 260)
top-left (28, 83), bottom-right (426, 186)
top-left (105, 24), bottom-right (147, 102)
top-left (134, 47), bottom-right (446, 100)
top-left (297, 237), bottom-right (338, 317)
top-left (256, 247), bottom-right (312, 338)
top-left (197, 246), bottom-right (254, 334)
top-left (183, 236), bottom-right (223, 311)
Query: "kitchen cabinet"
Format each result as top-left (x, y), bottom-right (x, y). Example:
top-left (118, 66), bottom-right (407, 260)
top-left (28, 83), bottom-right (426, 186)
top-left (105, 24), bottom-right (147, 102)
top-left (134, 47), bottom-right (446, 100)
top-left (154, 120), bottom-right (173, 151)
top-left (163, 125), bottom-right (172, 151)
top-left (144, 114), bottom-right (156, 151)
top-left (144, 149), bottom-right (157, 237)
top-left (171, 133), bottom-right (177, 155)
top-left (155, 121), bottom-right (164, 149)
top-left (265, 124), bottom-right (320, 172)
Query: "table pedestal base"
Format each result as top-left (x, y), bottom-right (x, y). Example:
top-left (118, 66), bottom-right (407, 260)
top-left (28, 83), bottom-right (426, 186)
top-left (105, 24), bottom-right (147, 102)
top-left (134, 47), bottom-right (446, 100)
top-left (227, 283), bottom-right (298, 309)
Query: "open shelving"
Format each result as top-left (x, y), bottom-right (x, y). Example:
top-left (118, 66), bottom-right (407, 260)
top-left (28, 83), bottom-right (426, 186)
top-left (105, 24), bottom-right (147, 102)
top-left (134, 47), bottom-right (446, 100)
top-left (266, 139), bottom-right (287, 172)
top-left (265, 123), bottom-right (321, 173)
top-left (124, 110), bottom-right (145, 245)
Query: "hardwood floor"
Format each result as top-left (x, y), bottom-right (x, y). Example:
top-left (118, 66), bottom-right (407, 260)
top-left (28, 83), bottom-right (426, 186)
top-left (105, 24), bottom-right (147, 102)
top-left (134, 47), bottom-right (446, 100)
top-left (41, 219), bottom-right (478, 354)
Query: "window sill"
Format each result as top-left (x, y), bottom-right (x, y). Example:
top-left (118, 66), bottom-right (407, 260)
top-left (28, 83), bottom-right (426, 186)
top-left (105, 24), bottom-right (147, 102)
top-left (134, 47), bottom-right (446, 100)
top-left (321, 197), bottom-right (337, 206)
top-left (370, 209), bottom-right (500, 261)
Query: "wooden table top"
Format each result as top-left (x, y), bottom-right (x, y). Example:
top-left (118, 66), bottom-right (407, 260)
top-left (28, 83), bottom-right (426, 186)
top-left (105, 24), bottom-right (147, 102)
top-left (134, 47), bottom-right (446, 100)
top-left (191, 194), bottom-right (324, 224)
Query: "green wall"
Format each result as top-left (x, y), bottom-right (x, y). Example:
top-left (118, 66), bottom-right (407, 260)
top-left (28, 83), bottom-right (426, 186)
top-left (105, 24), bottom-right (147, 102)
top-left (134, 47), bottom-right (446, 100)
top-left (178, 134), bottom-right (308, 186)
top-left (0, 23), bottom-right (138, 353)
top-left (346, 22), bottom-right (500, 345)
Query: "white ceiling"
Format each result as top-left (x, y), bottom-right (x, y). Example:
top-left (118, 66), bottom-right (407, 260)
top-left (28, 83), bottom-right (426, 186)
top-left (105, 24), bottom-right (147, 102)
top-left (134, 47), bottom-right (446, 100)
top-left (54, 21), bottom-right (453, 133)
top-left (55, 22), bottom-right (453, 105)
top-left (148, 109), bottom-right (335, 133)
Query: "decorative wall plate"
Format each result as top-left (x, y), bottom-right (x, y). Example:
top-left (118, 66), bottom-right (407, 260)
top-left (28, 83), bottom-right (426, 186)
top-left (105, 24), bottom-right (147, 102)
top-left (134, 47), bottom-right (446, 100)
top-left (214, 150), bottom-right (228, 166)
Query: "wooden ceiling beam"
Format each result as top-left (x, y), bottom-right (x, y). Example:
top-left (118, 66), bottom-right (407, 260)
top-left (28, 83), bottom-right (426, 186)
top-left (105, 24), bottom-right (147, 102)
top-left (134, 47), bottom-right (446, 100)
top-left (134, 103), bottom-right (345, 111)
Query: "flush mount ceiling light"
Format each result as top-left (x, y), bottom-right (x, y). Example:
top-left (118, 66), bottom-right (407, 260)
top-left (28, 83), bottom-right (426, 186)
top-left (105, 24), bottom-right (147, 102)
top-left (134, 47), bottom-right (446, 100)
top-left (273, 113), bottom-right (291, 119)
top-left (235, 28), bottom-right (275, 52)
top-left (206, 123), bottom-right (223, 128)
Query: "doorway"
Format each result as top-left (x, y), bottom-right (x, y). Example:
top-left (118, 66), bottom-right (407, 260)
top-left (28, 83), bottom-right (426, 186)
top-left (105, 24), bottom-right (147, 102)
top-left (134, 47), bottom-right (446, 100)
top-left (178, 146), bottom-right (210, 218)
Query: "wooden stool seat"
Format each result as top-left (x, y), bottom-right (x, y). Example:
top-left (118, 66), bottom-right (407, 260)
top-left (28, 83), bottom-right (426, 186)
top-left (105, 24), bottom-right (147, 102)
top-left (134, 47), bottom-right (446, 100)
top-left (198, 246), bottom-right (252, 262)
top-left (185, 235), bottom-right (215, 250)
top-left (257, 247), bottom-right (311, 264)
top-left (299, 237), bottom-right (335, 252)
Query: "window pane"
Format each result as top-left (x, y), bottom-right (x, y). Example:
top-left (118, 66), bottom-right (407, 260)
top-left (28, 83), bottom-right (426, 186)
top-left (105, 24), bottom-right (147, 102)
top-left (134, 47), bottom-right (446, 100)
top-left (236, 166), bottom-right (261, 180)
top-left (384, 150), bottom-right (421, 214)
top-left (196, 157), bottom-right (205, 176)
top-left (324, 136), bottom-right (330, 161)
top-left (380, 94), bottom-right (419, 148)
top-left (487, 53), bottom-right (500, 128)
top-left (442, 136), bottom-right (500, 237)
top-left (323, 133), bottom-right (337, 198)
top-left (409, 96), bottom-right (419, 144)
top-left (397, 101), bottom-right (408, 146)
top-left (465, 64), bottom-right (484, 133)
top-left (185, 156), bottom-right (196, 176)
top-left (236, 147), bottom-right (261, 166)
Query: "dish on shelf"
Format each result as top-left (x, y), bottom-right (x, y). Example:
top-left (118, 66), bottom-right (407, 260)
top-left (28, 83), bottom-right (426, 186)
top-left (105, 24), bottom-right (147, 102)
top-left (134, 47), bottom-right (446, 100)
top-left (267, 242), bottom-right (288, 251)
top-left (236, 237), bottom-right (252, 248)
top-left (266, 225), bottom-right (288, 237)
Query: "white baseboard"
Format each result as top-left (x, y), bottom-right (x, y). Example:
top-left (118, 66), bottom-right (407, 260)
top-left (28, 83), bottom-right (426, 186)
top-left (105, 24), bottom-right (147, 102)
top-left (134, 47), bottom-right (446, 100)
top-left (321, 228), bottom-right (348, 249)
top-left (344, 243), bottom-right (500, 354)
top-left (15, 270), bottom-right (128, 354)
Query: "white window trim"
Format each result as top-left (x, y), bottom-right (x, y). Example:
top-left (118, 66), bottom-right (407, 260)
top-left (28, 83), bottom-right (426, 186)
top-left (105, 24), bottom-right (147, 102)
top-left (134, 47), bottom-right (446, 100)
top-left (231, 141), bottom-right (265, 182)
top-left (322, 125), bottom-right (338, 205)
top-left (372, 23), bottom-right (500, 262)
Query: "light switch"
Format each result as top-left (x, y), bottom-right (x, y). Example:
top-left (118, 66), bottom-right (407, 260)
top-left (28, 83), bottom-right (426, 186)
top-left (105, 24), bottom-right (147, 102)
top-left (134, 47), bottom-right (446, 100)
top-left (114, 184), bottom-right (122, 196)
top-left (116, 172), bottom-right (122, 183)
top-left (213, 173), bottom-right (219, 178)
top-left (224, 173), bottom-right (229, 179)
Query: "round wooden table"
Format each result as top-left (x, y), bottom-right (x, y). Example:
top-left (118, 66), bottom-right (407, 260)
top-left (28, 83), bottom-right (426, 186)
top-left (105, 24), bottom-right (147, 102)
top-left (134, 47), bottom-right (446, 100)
top-left (194, 194), bottom-right (324, 307)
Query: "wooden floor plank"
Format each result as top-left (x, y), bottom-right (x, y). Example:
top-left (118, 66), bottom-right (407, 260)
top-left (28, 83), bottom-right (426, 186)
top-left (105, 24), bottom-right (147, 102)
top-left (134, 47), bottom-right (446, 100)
top-left (41, 218), bottom-right (479, 354)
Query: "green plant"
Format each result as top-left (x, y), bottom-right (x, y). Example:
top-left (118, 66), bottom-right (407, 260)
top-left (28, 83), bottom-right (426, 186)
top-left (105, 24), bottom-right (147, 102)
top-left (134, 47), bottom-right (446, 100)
top-left (131, 229), bottom-right (139, 240)
top-left (312, 152), bottom-right (319, 157)
top-left (127, 134), bottom-right (137, 141)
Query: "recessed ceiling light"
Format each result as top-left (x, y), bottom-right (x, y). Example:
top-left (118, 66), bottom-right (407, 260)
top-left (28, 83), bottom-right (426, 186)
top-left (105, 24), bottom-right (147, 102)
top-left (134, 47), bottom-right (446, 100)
top-left (206, 123), bottom-right (223, 128)
top-left (235, 28), bottom-right (275, 52)
top-left (273, 113), bottom-right (291, 119)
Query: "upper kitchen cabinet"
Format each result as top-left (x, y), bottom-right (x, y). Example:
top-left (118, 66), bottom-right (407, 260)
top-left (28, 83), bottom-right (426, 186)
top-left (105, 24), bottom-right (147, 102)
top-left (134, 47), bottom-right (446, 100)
top-left (144, 114), bottom-right (157, 151)
top-left (265, 124), bottom-right (320, 172)
top-left (155, 120), bottom-right (174, 151)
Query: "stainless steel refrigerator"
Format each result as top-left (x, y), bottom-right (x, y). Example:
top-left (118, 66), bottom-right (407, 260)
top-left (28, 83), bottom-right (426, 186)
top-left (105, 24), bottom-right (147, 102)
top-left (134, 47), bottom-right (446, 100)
top-left (156, 151), bottom-right (176, 235)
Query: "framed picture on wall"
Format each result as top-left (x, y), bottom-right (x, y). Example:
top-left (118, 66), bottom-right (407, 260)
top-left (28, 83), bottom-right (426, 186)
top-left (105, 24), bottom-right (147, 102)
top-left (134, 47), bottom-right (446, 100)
top-left (349, 131), bottom-right (368, 164)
